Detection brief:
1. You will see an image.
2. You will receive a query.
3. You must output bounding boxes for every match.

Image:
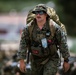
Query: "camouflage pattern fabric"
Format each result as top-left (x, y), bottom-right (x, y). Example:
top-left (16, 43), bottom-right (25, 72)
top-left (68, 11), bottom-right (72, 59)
top-left (17, 21), bottom-right (70, 75)
top-left (17, 6), bottom-right (70, 74)
top-left (18, 19), bottom-right (70, 60)
top-left (31, 58), bottom-right (59, 75)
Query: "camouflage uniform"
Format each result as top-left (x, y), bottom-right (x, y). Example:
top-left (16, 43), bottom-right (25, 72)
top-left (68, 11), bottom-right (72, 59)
top-left (18, 4), bottom-right (70, 75)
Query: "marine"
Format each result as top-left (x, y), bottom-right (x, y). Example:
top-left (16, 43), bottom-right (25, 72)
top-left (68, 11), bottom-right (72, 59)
top-left (17, 4), bottom-right (70, 75)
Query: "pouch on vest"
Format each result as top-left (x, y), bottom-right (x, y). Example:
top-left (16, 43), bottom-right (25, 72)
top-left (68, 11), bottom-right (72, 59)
top-left (31, 46), bottom-right (50, 57)
top-left (49, 44), bottom-right (57, 56)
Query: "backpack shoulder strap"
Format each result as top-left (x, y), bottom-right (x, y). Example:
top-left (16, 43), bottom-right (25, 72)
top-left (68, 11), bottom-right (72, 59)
top-left (28, 21), bottom-right (34, 40)
top-left (49, 19), bottom-right (56, 37)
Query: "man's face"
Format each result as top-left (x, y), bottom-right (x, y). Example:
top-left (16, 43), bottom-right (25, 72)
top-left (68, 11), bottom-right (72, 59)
top-left (34, 11), bottom-right (47, 22)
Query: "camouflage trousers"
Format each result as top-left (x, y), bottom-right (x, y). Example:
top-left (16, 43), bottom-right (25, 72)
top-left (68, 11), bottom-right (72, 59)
top-left (31, 58), bottom-right (59, 75)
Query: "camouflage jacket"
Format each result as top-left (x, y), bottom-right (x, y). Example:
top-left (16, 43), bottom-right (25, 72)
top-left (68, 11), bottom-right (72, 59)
top-left (17, 20), bottom-right (70, 61)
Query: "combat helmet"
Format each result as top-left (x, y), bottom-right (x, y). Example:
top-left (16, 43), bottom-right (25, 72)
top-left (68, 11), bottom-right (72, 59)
top-left (32, 4), bottom-right (47, 14)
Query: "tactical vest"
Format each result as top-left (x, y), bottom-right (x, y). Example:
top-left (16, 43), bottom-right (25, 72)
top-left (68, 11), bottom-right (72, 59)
top-left (28, 19), bottom-right (58, 57)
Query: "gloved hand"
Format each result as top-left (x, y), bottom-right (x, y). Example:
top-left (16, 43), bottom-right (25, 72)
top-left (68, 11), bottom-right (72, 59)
top-left (63, 62), bottom-right (70, 72)
top-left (20, 59), bottom-right (26, 73)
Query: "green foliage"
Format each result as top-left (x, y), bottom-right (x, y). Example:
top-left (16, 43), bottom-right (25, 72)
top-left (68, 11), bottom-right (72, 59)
top-left (0, 0), bottom-right (51, 13)
top-left (0, 0), bottom-right (50, 2)
top-left (0, 1), bottom-right (38, 13)
top-left (70, 42), bottom-right (76, 53)
top-left (55, 0), bottom-right (76, 37)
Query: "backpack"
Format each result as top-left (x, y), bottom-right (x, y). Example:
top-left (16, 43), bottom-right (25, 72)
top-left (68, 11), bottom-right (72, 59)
top-left (26, 6), bottom-right (66, 34)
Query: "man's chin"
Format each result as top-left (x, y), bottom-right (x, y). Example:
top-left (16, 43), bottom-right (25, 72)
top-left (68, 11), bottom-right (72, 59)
top-left (37, 19), bottom-right (42, 22)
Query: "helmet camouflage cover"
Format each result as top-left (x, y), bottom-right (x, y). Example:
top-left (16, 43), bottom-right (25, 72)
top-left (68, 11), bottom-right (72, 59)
top-left (32, 4), bottom-right (47, 13)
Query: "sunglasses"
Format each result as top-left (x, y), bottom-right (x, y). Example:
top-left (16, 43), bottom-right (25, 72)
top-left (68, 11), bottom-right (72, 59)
top-left (34, 11), bottom-right (45, 15)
